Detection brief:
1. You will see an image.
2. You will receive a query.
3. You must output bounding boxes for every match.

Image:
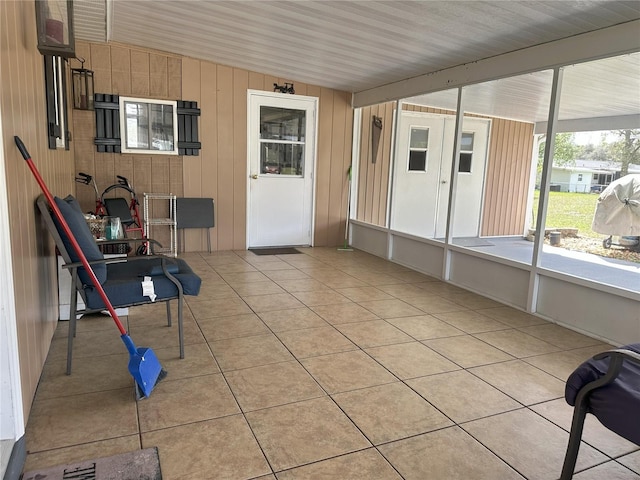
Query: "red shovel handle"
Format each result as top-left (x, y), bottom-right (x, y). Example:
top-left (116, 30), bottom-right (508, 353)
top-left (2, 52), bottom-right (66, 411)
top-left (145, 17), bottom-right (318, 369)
top-left (14, 136), bottom-right (127, 336)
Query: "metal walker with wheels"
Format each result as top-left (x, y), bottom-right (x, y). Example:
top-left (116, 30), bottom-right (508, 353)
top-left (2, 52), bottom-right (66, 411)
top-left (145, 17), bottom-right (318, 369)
top-left (75, 173), bottom-right (149, 254)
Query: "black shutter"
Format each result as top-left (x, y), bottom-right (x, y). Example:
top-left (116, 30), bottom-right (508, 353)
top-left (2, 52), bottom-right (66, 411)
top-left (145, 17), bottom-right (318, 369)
top-left (94, 94), bottom-right (121, 153)
top-left (177, 101), bottom-right (201, 156)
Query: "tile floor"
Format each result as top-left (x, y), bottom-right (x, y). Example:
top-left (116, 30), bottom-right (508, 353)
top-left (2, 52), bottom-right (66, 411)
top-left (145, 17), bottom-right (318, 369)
top-left (23, 248), bottom-right (640, 479)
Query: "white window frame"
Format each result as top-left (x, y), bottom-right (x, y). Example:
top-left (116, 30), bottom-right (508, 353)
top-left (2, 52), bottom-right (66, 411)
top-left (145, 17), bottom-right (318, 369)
top-left (119, 97), bottom-right (179, 155)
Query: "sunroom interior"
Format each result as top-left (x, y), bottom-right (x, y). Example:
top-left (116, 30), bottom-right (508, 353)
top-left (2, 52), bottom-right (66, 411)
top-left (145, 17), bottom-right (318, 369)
top-left (1, 1), bottom-right (639, 478)
top-left (349, 51), bottom-right (640, 348)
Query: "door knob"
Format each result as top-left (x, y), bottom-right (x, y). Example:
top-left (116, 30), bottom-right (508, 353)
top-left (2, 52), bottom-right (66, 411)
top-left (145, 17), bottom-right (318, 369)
top-left (441, 180), bottom-right (447, 184)
top-left (251, 174), bottom-right (258, 179)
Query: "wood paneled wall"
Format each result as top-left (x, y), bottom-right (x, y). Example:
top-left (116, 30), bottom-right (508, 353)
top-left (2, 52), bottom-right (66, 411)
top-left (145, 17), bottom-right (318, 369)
top-left (356, 103), bottom-right (394, 226)
top-left (72, 41), bottom-right (354, 251)
top-left (481, 119), bottom-right (534, 236)
top-left (1, 1), bottom-right (75, 419)
top-left (181, 61), bottom-right (353, 250)
top-left (355, 102), bottom-right (535, 236)
top-left (71, 42), bottom-right (183, 248)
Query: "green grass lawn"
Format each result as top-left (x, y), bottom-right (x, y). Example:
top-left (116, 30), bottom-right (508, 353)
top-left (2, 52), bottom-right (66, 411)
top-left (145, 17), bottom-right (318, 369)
top-left (532, 190), bottom-right (600, 238)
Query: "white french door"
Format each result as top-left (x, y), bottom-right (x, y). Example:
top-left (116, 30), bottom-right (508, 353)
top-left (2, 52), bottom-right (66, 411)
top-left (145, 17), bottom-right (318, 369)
top-left (247, 91), bottom-right (317, 248)
top-left (391, 111), bottom-right (490, 239)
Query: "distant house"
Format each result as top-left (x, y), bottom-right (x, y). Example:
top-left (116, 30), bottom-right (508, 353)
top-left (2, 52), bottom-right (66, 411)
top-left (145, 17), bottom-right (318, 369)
top-left (550, 159), bottom-right (640, 193)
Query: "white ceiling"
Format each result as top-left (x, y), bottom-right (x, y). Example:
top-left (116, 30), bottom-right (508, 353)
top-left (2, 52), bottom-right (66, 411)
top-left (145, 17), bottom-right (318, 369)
top-left (407, 53), bottom-right (640, 125)
top-left (73, 0), bottom-right (640, 127)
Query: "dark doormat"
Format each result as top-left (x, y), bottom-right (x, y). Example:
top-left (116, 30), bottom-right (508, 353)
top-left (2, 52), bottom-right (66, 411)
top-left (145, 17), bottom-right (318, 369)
top-left (22, 447), bottom-right (161, 480)
top-left (249, 247), bottom-right (302, 255)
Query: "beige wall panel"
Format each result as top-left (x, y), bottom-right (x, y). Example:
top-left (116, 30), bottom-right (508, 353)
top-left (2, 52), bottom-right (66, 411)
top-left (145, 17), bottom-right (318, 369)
top-left (481, 118), bottom-right (534, 236)
top-left (73, 42), bottom-right (92, 70)
top-left (149, 53), bottom-right (168, 98)
top-left (168, 57), bottom-right (182, 100)
top-left (216, 65), bottom-right (235, 250)
top-left (499, 120), bottom-right (518, 234)
top-left (375, 103), bottom-right (393, 226)
top-left (131, 50), bottom-right (150, 97)
top-left (181, 57), bottom-right (202, 200)
top-left (513, 122), bottom-right (534, 233)
top-left (133, 156), bottom-right (153, 196)
top-left (341, 96), bottom-right (355, 240)
top-left (110, 45), bottom-right (131, 95)
top-left (482, 119), bottom-right (500, 233)
top-left (327, 92), bottom-right (349, 245)
top-left (356, 106), bottom-right (371, 222)
top-left (490, 119), bottom-right (509, 231)
top-left (94, 152), bottom-right (115, 205)
top-left (503, 122), bottom-right (520, 233)
top-left (113, 154), bottom-right (135, 194)
top-left (179, 55), bottom-right (201, 248)
top-left (192, 61), bottom-right (218, 252)
top-left (1, 0), bottom-right (73, 420)
top-left (314, 88), bottom-right (334, 246)
top-left (364, 105), bottom-right (381, 224)
top-left (370, 103), bottom-right (388, 225)
top-left (295, 83), bottom-right (308, 97)
top-left (232, 68), bottom-right (248, 250)
top-left (249, 72), bottom-right (264, 90)
top-left (151, 157), bottom-right (171, 194)
top-left (263, 75), bottom-right (279, 92)
top-left (91, 44), bottom-right (112, 92)
top-left (72, 41), bottom-right (351, 253)
top-left (169, 158), bottom-right (184, 197)
top-left (74, 109), bottom-right (97, 210)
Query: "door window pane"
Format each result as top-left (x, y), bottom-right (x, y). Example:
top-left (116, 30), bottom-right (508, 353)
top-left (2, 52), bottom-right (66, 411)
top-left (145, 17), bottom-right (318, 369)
top-left (261, 143), bottom-right (305, 175)
top-left (260, 107), bottom-right (306, 141)
top-left (408, 127), bottom-right (428, 171)
top-left (459, 153), bottom-right (472, 173)
top-left (458, 133), bottom-right (474, 173)
top-left (409, 151), bottom-right (427, 171)
top-left (410, 127), bottom-right (429, 148)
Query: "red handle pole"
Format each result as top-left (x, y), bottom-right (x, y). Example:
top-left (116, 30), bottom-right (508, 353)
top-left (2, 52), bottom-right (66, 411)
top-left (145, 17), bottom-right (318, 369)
top-left (15, 136), bottom-right (127, 335)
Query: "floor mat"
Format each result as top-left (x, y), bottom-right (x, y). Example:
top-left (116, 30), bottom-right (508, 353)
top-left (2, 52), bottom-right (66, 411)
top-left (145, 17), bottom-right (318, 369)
top-left (249, 247), bottom-right (302, 255)
top-left (22, 447), bottom-right (161, 480)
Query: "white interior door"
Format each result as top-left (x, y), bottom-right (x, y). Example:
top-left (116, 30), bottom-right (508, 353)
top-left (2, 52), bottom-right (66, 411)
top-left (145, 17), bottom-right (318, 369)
top-left (391, 112), bottom-right (446, 238)
top-left (391, 111), bottom-right (490, 239)
top-left (446, 117), bottom-right (490, 238)
top-left (247, 91), bottom-right (317, 248)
